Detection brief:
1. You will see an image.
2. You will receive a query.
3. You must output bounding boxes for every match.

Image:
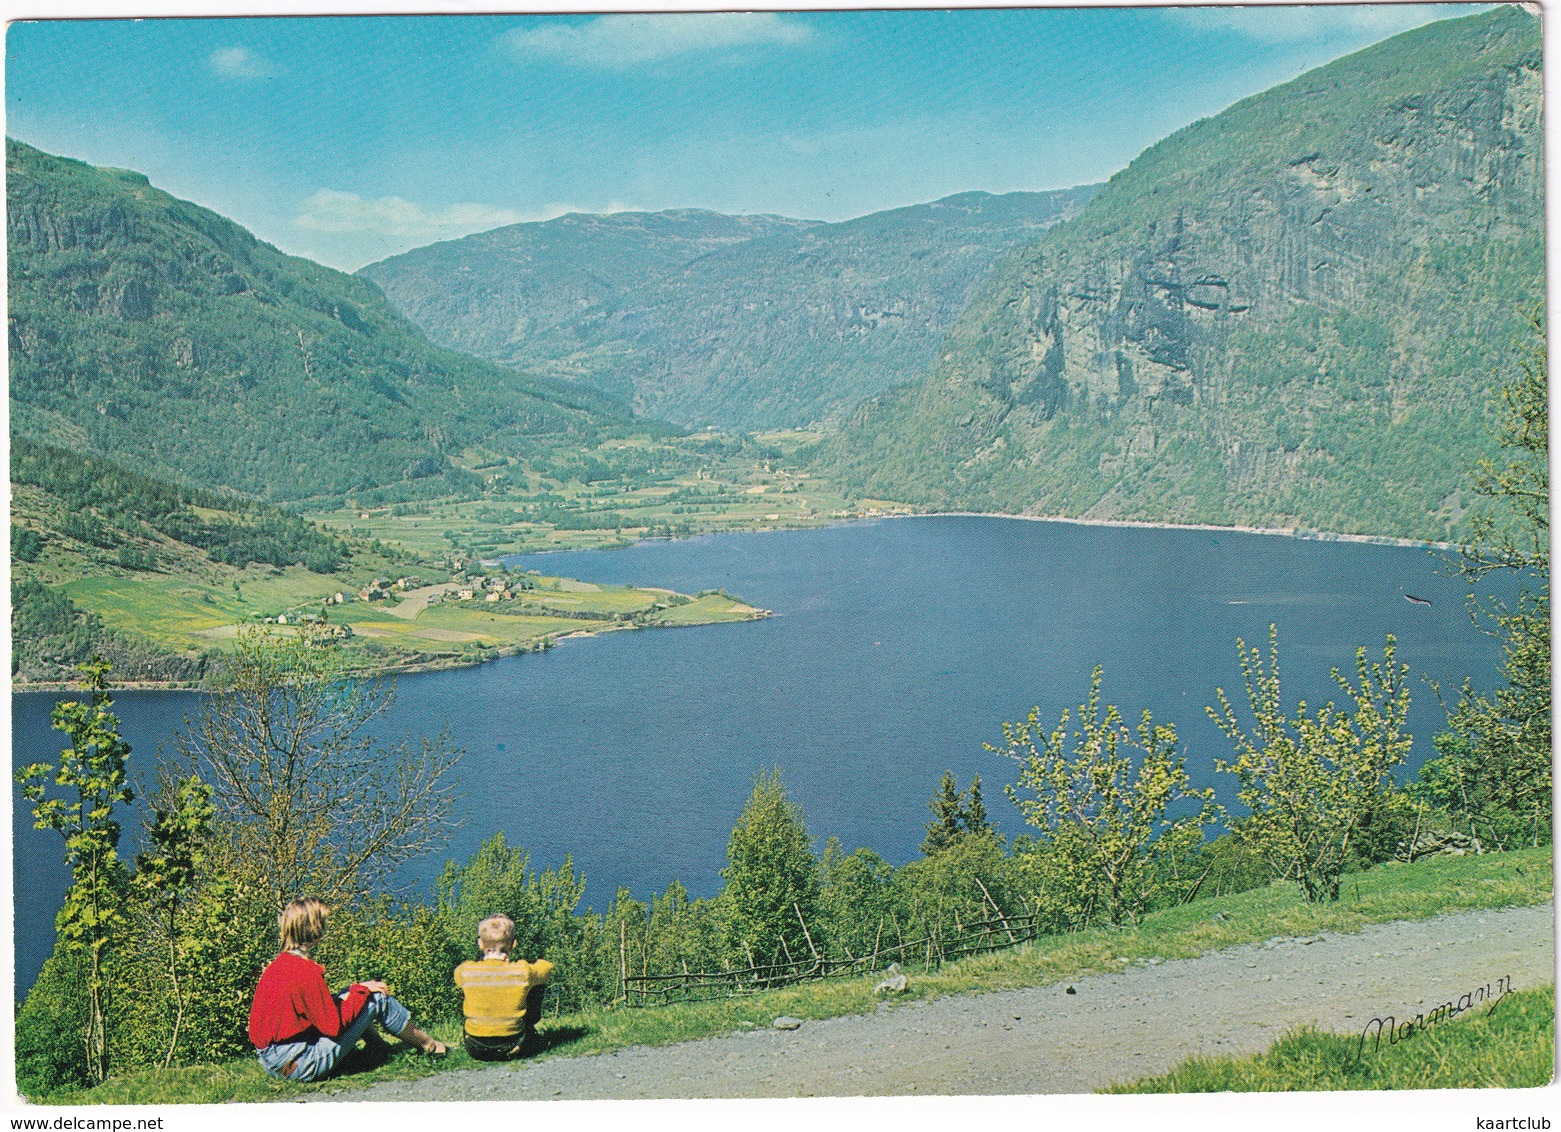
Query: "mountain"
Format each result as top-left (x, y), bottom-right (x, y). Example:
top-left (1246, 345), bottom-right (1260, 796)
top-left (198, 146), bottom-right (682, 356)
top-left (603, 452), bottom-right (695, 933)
top-left (359, 209), bottom-right (822, 363)
top-left (820, 8), bottom-right (1543, 543)
top-left (7, 139), bottom-right (638, 503)
top-left (361, 187), bottom-right (1100, 429)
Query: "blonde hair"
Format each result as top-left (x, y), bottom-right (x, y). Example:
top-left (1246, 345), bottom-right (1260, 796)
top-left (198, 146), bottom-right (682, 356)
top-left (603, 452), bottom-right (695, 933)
top-left (278, 897), bottom-right (331, 952)
top-left (477, 914), bottom-right (516, 954)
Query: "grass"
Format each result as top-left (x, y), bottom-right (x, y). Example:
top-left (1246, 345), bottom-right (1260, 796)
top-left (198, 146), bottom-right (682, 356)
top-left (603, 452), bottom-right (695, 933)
top-left (1103, 985), bottom-right (1555, 1092)
top-left (36, 846), bottom-right (1552, 1105)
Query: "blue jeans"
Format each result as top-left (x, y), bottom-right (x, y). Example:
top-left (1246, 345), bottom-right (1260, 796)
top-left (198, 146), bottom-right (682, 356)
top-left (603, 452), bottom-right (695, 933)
top-left (256, 991), bottom-right (412, 1082)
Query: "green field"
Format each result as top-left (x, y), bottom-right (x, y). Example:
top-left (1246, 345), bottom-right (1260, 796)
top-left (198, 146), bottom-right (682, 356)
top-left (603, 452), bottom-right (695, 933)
top-left (305, 430), bottom-right (910, 562)
top-left (13, 433), bottom-right (855, 686)
top-left (54, 563), bottom-right (764, 679)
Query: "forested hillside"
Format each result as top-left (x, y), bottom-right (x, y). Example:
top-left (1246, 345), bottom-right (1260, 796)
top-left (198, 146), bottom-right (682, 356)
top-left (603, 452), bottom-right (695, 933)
top-left (10, 439), bottom-right (353, 682)
top-left (362, 187), bottom-right (1099, 430)
top-left (819, 8), bottom-right (1543, 542)
top-left (7, 139), bottom-right (639, 502)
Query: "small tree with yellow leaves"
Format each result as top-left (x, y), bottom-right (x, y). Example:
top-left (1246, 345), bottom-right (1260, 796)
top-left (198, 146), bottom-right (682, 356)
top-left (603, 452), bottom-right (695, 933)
top-left (993, 668), bottom-right (1218, 928)
top-left (1209, 627), bottom-right (1411, 902)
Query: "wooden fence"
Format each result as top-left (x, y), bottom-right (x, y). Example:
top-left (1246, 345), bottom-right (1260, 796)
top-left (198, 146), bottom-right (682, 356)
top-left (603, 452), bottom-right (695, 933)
top-left (622, 909), bottom-right (1045, 1007)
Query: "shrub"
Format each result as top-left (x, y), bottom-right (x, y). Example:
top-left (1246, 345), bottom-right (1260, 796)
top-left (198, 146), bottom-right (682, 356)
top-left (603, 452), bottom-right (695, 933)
top-left (16, 950), bottom-right (93, 1096)
top-left (995, 668), bottom-right (1219, 927)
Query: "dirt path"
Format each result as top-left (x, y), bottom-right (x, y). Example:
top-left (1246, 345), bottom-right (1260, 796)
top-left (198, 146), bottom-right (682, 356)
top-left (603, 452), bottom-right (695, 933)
top-left (314, 903), bottom-right (1554, 1102)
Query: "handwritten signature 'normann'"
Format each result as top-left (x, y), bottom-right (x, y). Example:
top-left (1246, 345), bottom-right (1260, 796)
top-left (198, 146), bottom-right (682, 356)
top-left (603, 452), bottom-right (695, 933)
top-left (1354, 974), bottom-right (1511, 1049)
top-left (1357, 974), bottom-right (1513, 1056)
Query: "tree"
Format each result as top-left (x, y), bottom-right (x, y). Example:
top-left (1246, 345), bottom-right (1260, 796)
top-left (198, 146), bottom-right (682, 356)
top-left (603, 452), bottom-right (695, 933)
top-left (133, 775), bottom-right (217, 1069)
top-left (818, 838), bottom-right (896, 960)
top-left (1419, 313), bottom-right (1550, 848)
top-left (719, 769), bottom-right (823, 968)
top-left (994, 668), bottom-right (1217, 927)
top-left (168, 624), bottom-right (462, 910)
top-left (15, 658), bottom-right (134, 1082)
top-left (921, 770), bottom-right (965, 855)
top-left (1209, 628), bottom-right (1411, 902)
top-left (962, 775), bottom-right (991, 837)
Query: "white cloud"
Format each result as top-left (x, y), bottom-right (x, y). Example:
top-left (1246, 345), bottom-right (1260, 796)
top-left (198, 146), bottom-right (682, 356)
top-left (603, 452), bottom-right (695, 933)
top-left (208, 46), bottom-right (275, 80)
top-left (1167, 4), bottom-right (1477, 44)
top-left (294, 190), bottom-right (526, 240)
top-left (502, 12), bottom-right (813, 69)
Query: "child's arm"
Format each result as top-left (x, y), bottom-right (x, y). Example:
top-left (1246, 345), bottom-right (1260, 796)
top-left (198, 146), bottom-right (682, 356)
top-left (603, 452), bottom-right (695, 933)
top-left (293, 967), bottom-right (347, 1039)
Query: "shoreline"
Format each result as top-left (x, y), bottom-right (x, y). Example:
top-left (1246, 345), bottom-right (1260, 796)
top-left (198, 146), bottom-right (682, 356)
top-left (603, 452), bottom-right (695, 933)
top-left (12, 609), bottom-right (774, 695)
top-left (11, 512), bottom-right (1455, 694)
top-left (912, 510), bottom-right (1457, 552)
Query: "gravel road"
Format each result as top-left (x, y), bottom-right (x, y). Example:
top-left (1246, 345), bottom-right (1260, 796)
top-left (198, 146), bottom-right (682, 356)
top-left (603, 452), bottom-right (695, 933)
top-left (312, 902), bottom-right (1554, 1102)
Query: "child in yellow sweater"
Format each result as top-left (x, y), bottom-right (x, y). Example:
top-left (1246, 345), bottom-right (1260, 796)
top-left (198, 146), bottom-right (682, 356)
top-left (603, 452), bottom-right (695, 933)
top-left (453, 914), bottom-right (554, 1060)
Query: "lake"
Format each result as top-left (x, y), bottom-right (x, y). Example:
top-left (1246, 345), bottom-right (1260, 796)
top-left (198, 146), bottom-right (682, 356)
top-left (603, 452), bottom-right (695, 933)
top-left (11, 515), bottom-right (1510, 995)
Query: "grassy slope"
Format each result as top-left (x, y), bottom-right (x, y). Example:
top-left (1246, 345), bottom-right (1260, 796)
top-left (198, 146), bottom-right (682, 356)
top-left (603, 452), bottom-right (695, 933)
top-left (44, 846), bottom-right (1552, 1105)
top-left (1106, 985), bottom-right (1554, 1093)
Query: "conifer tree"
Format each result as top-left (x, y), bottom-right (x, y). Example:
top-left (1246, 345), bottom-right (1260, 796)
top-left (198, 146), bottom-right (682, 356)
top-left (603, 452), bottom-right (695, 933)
top-left (921, 770), bottom-right (965, 856)
top-left (962, 774), bottom-right (991, 836)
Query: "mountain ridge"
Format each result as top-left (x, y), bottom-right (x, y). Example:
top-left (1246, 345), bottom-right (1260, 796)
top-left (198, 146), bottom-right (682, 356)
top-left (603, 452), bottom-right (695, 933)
top-left (7, 138), bottom-right (642, 504)
top-left (361, 185), bottom-right (1101, 429)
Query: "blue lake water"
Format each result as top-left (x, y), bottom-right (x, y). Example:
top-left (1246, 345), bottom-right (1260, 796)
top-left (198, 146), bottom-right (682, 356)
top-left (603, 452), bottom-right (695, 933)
top-left (11, 515), bottom-right (1511, 995)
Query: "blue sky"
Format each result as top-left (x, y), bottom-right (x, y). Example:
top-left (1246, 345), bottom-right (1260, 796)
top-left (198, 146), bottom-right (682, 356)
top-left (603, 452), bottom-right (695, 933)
top-left (7, 5), bottom-right (1487, 271)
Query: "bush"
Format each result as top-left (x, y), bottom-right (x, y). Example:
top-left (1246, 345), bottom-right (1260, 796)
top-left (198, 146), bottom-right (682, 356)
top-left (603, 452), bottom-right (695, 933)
top-left (894, 832), bottom-right (1022, 943)
top-left (818, 839), bottom-right (897, 959)
top-left (1182, 824), bottom-right (1277, 901)
top-left (16, 950), bottom-right (93, 1096)
top-left (433, 833), bottom-right (592, 1011)
top-left (315, 898), bottom-right (464, 1025)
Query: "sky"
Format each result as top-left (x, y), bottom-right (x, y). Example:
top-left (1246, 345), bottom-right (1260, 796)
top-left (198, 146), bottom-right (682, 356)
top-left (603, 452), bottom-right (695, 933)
top-left (6, 3), bottom-right (1491, 271)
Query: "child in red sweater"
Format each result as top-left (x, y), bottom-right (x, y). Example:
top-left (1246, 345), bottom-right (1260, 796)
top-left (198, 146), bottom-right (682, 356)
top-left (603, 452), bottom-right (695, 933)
top-left (249, 897), bottom-right (446, 1082)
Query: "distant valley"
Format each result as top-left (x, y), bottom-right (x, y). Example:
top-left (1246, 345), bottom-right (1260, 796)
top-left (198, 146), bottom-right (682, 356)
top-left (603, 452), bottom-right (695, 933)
top-left (365, 7), bottom-right (1543, 545)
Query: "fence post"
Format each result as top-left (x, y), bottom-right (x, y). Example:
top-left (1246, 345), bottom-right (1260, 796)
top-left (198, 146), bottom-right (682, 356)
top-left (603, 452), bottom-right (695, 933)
top-left (619, 920), bottom-right (627, 1004)
top-left (794, 902), bottom-right (822, 965)
top-left (975, 877), bottom-right (1017, 943)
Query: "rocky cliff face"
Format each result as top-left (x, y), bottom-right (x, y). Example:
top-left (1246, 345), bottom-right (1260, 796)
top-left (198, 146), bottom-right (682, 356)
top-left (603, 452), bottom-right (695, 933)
top-left (825, 8), bottom-right (1542, 542)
